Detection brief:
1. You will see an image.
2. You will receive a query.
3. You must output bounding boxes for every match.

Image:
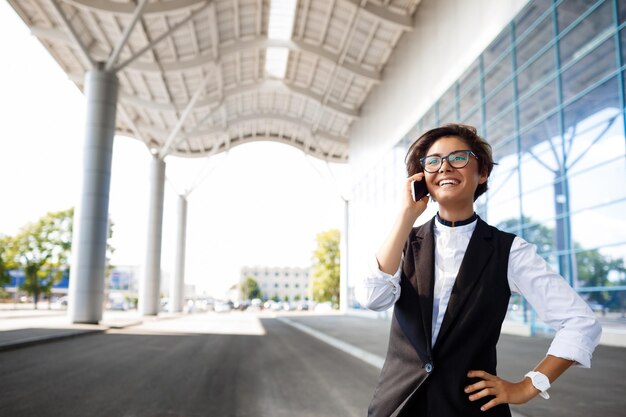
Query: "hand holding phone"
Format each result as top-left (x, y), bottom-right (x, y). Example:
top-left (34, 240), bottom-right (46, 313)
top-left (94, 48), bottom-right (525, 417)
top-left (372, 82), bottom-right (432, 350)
top-left (411, 178), bottom-right (428, 202)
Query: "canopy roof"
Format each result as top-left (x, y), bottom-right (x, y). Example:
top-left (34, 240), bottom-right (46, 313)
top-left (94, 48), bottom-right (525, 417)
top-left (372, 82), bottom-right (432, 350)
top-left (8, 0), bottom-right (421, 162)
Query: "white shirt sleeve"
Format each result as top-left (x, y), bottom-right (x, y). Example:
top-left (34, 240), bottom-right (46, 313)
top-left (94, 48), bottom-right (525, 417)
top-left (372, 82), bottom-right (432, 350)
top-left (355, 255), bottom-right (402, 312)
top-left (508, 236), bottom-right (602, 368)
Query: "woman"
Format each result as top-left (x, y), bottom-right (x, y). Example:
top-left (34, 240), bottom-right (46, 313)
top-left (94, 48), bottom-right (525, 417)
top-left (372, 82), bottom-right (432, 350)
top-left (356, 124), bottom-right (601, 416)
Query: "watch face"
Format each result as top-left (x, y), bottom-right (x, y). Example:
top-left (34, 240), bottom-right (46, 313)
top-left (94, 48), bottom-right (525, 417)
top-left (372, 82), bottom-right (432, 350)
top-left (533, 373), bottom-right (550, 391)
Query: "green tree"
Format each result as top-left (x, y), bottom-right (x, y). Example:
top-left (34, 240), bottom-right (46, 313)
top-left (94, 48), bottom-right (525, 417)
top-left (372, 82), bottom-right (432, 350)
top-left (575, 246), bottom-right (626, 305)
top-left (0, 235), bottom-right (13, 297)
top-left (311, 229), bottom-right (340, 304)
top-left (240, 276), bottom-right (262, 300)
top-left (4, 209), bottom-right (74, 308)
top-left (497, 216), bottom-right (626, 307)
top-left (4, 208), bottom-right (115, 309)
top-left (497, 216), bottom-right (553, 258)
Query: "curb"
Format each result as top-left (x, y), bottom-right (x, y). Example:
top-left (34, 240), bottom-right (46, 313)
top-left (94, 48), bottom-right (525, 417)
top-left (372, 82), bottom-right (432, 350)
top-left (0, 318), bottom-right (147, 352)
top-left (0, 312), bottom-right (196, 352)
top-left (0, 328), bottom-right (105, 352)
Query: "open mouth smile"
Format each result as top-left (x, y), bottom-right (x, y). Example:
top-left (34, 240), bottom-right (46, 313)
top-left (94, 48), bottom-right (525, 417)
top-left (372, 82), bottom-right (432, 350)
top-left (438, 179), bottom-right (459, 187)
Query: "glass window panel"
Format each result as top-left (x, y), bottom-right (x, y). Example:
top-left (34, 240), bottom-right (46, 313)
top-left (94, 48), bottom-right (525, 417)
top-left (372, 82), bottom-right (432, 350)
top-left (558, 0), bottom-right (613, 66)
top-left (563, 85), bottom-right (625, 215)
top-left (421, 106), bottom-right (436, 130)
top-left (567, 113), bottom-right (623, 177)
top-left (476, 197), bottom-right (488, 220)
top-left (486, 81), bottom-right (514, 121)
top-left (518, 80), bottom-right (558, 129)
top-left (569, 155), bottom-right (626, 214)
top-left (486, 150), bottom-right (521, 228)
top-left (519, 218), bottom-right (559, 265)
top-left (561, 38), bottom-right (616, 102)
top-left (517, 46), bottom-right (556, 94)
top-left (558, 0), bottom-right (598, 32)
top-left (460, 83), bottom-right (481, 119)
top-left (485, 52), bottom-right (512, 96)
top-left (620, 26), bottom-right (626, 65)
top-left (521, 114), bottom-right (562, 159)
top-left (461, 108), bottom-right (482, 132)
top-left (405, 121), bottom-right (422, 144)
top-left (620, 0), bottom-right (626, 23)
top-left (492, 135), bottom-right (518, 162)
top-left (571, 201), bottom-right (626, 252)
top-left (563, 76), bottom-right (619, 130)
top-left (485, 109), bottom-right (515, 146)
top-left (519, 113), bottom-right (561, 203)
top-left (515, 0), bottom-right (552, 40)
top-left (438, 84), bottom-right (456, 117)
top-left (459, 59), bottom-right (480, 95)
top-left (439, 106), bottom-right (457, 125)
top-left (516, 14), bottom-right (553, 64)
top-left (484, 31), bottom-right (511, 70)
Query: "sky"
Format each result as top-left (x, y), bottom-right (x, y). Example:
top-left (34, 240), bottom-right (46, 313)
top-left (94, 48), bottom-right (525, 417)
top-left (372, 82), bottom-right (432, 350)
top-left (0, 3), bottom-right (349, 298)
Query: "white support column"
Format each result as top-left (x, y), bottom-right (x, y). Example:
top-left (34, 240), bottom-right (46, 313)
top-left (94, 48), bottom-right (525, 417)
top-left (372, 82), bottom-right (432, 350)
top-left (170, 195), bottom-right (188, 313)
top-left (68, 68), bottom-right (118, 324)
top-left (140, 155), bottom-right (165, 316)
top-left (339, 198), bottom-right (350, 312)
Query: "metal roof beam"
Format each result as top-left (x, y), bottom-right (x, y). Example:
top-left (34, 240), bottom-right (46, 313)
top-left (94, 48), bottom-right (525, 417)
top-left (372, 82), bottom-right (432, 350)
top-left (127, 37), bottom-right (381, 82)
top-left (105, 0), bottom-right (149, 71)
top-left (191, 113), bottom-right (349, 145)
top-left (114, 1), bottom-right (211, 72)
top-left (223, 137), bottom-right (347, 162)
top-left (343, 0), bottom-right (414, 30)
top-left (37, 28), bottom-right (380, 82)
top-left (50, 0), bottom-right (96, 67)
top-left (67, 0), bottom-right (209, 15)
top-left (117, 78), bottom-right (359, 120)
top-left (137, 115), bottom-right (348, 147)
top-left (285, 82), bottom-right (358, 119)
top-left (291, 39), bottom-right (379, 82)
top-left (158, 73), bottom-right (211, 158)
top-left (31, 25), bottom-right (110, 60)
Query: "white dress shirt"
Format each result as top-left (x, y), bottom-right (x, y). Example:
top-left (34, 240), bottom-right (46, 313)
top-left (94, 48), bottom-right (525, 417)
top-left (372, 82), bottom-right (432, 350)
top-left (355, 218), bottom-right (602, 368)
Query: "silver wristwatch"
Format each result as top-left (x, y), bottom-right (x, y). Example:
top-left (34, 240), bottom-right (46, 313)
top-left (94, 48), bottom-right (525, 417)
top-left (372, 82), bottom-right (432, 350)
top-left (524, 371), bottom-right (551, 399)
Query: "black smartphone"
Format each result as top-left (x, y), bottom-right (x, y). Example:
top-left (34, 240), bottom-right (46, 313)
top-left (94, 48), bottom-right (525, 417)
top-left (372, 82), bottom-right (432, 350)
top-left (411, 179), bottom-right (428, 202)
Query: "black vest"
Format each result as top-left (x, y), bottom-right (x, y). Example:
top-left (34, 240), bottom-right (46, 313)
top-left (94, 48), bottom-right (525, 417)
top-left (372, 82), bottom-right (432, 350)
top-left (368, 217), bottom-right (515, 417)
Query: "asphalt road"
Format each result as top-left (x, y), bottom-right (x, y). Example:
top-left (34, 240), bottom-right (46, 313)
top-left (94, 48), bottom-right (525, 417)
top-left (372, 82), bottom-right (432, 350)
top-left (286, 315), bottom-right (626, 417)
top-left (0, 314), bottom-right (380, 417)
top-left (1, 313), bottom-right (625, 417)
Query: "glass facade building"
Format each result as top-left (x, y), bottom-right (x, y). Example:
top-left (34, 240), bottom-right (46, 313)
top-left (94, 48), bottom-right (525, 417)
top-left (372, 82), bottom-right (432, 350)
top-left (350, 0), bottom-right (626, 321)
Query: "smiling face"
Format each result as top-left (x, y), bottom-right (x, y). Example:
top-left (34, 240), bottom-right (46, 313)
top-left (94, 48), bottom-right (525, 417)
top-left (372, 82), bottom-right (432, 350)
top-left (424, 136), bottom-right (488, 218)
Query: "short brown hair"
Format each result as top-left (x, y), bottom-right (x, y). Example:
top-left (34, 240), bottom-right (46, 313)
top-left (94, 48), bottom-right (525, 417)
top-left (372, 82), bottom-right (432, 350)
top-left (405, 123), bottom-right (495, 201)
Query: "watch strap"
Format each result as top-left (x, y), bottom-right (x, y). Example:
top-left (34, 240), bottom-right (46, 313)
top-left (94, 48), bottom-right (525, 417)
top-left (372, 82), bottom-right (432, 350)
top-left (524, 371), bottom-right (551, 399)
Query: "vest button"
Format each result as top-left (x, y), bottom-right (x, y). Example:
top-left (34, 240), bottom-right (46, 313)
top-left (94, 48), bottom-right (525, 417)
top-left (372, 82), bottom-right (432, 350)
top-left (424, 362), bottom-right (433, 373)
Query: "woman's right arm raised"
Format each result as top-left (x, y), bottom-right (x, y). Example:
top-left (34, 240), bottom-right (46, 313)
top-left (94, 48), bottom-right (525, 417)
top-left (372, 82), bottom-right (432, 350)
top-left (375, 173), bottom-right (429, 274)
top-left (355, 174), bottom-right (430, 311)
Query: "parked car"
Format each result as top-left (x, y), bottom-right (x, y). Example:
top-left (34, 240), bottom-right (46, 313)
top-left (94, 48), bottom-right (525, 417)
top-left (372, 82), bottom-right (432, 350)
top-left (54, 296), bottom-right (69, 307)
top-left (314, 301), bottom-right (333, 312)
top-left (296, 301), bottom-right (309, 311)
top-left (587, 302), bottom-right (606, 315)
top-left (214, 300), bottom-right (233, 313)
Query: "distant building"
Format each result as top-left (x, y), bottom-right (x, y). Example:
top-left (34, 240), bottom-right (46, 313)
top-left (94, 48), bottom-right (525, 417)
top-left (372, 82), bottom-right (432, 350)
top-left (108, 265), bottom-right (139, 293)
top-left (5, 268), bottom-right (69, 297)
top-left (240, 266), bottom-right (311, 302)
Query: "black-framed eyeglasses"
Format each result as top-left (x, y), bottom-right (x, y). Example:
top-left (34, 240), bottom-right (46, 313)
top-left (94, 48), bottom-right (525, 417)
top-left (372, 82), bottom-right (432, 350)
top-left (419, 150), bottom-right (478, 173)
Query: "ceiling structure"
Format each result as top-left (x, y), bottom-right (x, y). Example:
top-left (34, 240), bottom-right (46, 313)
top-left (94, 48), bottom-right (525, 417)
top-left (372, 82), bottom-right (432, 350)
top-left (8, 0), bottom-right (421, 162)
